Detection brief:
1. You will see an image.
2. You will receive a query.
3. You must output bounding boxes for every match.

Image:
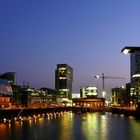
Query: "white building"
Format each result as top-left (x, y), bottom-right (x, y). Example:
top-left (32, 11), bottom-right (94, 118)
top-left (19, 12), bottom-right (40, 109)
top-left (80, 86), bottom-right (98, 98)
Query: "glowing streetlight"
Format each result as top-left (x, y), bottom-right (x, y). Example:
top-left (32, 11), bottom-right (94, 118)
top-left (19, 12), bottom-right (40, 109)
top-left (121, 46), bottom-right (140, 54)
top-left (132, 74), bottom-right (140, 78)
top-left (121, 48), bottom-right (131, 54)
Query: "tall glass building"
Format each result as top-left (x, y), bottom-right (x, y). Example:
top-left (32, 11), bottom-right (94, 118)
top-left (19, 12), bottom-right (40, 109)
top-left (122, 47), bottom-right (140, 104)
top-left (55, 64), bottom-right (73, 98)
top-left (130, 50), bottom-right (140, 86)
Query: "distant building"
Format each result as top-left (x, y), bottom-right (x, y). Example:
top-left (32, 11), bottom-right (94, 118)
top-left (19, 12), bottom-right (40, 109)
top-left (110, 83), bottom-right (130, 106)
top-left (55, 64), bottom-right (73, 98)
top-left (80, 86), bottom-right (98, 98)
top-left (0, 72), bottom-right (16, 85)
top-left (110, 87), bottom-right (126, 106)
top-left (72, 93), bottom-right (80, 98)
top-left (12, 85), bottom-right (22, 107)
top-left (72, 98), bottom-right (105, 107)
top-left (20, 87), bottom-right (48, 108)
top-left (40, 87), bottom-right (58, 101)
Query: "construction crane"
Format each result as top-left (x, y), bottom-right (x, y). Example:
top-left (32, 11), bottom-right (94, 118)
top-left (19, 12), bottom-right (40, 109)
top-left (94, 73), bottom-right (126, 98)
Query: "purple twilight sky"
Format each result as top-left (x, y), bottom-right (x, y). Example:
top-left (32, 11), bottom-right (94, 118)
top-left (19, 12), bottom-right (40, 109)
top-left (1, 0), bottom-right (140, 98)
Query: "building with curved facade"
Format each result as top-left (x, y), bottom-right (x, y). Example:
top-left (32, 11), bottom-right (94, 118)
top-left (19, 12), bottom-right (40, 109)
top-left (0, 78), bottom-right (13, 108)
top-left (0, 72), bottom-right (16, 84)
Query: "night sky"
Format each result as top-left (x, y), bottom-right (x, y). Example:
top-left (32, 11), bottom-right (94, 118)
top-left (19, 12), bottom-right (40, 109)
top-left (1, 0), bottom-right (140, 98)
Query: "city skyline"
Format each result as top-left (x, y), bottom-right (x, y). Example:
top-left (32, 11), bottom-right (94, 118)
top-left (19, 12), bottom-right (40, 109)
top-left (1, 0), bottom-right (140, 98)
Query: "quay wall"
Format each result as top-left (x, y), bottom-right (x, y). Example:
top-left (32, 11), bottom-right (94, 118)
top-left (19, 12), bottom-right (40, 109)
top-left (110, 108), bottom-right (140, 118)
top-left (0, 107), bottom-right (140, 121)
top-left (0, 107), bottom-right (72, 120)
top-left (0, 106), bottom-right (108, 120)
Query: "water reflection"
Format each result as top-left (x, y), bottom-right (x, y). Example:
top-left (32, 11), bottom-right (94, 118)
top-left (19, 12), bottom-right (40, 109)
top-left (59, 112), bottom-right (73, 140)
top-left (0, 112), bottom-right (140, 140)
top-left (82, 112), bottom-right (107, 140)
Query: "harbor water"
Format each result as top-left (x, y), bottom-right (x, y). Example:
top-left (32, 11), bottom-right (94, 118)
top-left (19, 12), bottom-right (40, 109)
top-left (0, 112), bottom-right (140, 140)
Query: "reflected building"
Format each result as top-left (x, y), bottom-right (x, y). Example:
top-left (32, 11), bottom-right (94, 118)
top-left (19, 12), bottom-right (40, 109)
top-left (55, 64), bottom-right (73, 98)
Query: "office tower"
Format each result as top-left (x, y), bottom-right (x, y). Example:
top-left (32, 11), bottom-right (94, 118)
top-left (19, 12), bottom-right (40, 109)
top-left (55, 64), bottom-right (73, 98)
top-left (122, 47), bottom-right (140, 104)
top-left (130, 50), bottom-right (140, 87)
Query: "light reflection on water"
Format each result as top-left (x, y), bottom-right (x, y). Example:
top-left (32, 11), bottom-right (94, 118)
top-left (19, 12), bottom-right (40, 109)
top-left (0, 112), bottom-right (140, 140)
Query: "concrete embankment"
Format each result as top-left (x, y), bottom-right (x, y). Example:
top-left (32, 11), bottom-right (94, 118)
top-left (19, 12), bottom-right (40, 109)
top-left (1, 107), bottom-right (139, 121)
top-left (0, 106), bottom-right (108, 120)
top-left (0, 107), bottom-right (72, 120)
top-left (110, 107), bottom-right (140, 119)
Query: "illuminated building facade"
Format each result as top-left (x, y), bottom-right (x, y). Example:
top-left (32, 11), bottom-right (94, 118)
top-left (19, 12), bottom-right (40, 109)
top-left (0, 78), bottom-right (13, 108)
top-left (80, 86), bottom-right (98, 98)
top-left (40, 87), bottom-right (57, 101)
top-left (20, 88), bottom-right (48, 107)
top-left (55, 64), bottom-right (73, 98)
top-left (72, 98), bottom-right (105, 107)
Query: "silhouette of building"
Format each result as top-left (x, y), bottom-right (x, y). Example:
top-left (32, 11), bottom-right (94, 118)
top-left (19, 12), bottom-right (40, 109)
top-left (0, 72), bottom-right (16, 85)
top-left (40, 87), bottom-right (57, 101)
top-left (55, 64), bottom-right (73, 98)
top-left (110, 84), bottom-right (130, 106)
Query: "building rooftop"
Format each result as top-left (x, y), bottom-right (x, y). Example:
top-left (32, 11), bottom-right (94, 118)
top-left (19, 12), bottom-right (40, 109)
top-left (121, 46), bottom-right (140, 54)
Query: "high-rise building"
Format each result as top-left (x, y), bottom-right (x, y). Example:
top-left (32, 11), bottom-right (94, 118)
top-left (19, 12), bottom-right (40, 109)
top-left (55, 64), bottom-right (73, 98)
top-left (122, 47), bottom-right (140, 104)
top-left (130, 50), bottom-right (140, 87)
